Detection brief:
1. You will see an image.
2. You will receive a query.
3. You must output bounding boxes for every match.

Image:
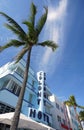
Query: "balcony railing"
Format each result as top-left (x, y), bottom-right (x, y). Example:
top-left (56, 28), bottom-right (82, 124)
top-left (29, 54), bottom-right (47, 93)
top-left (0, 89), bottom-right (34, 108)
top-left (10, 71), bottom-right (37, 94)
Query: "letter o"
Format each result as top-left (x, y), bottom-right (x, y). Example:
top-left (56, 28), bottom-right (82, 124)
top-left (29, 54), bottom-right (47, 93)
top-left (37, 111), bottom-right (42, 119)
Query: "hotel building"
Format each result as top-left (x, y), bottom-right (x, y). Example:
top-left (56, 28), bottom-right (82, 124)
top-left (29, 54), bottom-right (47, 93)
top-left (0, 59), bottom-right (80, 130)
top-left (50, 95), bottom-right (72, 130)
top-left (0, 59), bottom-right (53, 128)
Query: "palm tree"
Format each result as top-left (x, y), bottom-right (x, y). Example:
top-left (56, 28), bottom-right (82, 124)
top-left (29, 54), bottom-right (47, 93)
top-left (0, 3), bottom-right (58, 130)
top-left (79, 110), bottom-right (84, 130)
top-left (64, 95), bottom-right (84, 130)
top-left (79, 110), bottom-right (84, 122)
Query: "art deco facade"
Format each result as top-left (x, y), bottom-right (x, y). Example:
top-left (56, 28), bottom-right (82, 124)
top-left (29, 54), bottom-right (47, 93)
top-left (0, 59), bottom-right (53, 127)
top-left (50, 95), bottom-right (79, 130)
top-left (0, 59), bottom-right (80, 130)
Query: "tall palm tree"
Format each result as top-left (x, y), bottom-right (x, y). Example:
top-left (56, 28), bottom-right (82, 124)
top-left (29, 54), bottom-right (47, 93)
top-left (64, 95), bottom-right (84, 130)
top-left (0, 3), bottom-right (58, 130)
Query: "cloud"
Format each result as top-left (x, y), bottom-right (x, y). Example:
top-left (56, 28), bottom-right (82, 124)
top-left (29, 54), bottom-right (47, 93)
top-left (47, 0), bottom-right (67, 21)
top-left (37, 0), bottom-right (68, 74)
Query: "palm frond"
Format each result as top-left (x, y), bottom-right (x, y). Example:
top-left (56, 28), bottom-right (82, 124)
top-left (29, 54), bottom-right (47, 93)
top-left (0, 40), bottom-right (25, 51)
top-left (64, 101), bottom-right (72, 107)
top-left (0, 12), bottom-right (26, 37)
top-left (69, 95), bottom-right (76, 102)
top-left (69, 95), bottom-right (77, 106)
top-left (38, 40), bottom-right (58, 51)
top-left (35, 7), bottom-right (48, 37)
top-left (23, 21), bottom-right (37, 44)
top-left (29, 2), bottom-right (37, 27)
top-left (77, 105), bottom-right (84, 109)
top-left (79, 110), bottom-right (84, 121)
top-left (15, 46), bottom-right (29, 63)
top-left (23, 21), bottom-right (35, 35)
top-left (5, 23), bottom-right (26, 41)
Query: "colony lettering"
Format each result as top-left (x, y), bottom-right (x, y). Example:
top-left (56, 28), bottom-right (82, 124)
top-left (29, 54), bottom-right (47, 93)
top-left (29, 108), bottom-right (49, 123)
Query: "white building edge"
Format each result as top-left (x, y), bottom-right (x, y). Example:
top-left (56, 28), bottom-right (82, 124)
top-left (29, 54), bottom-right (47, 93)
top-left (0, 59), bottom-right (82, 130)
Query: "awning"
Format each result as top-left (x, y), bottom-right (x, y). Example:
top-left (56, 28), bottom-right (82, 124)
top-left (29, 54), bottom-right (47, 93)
top-left (61, 123), bottom-right (72, 130)
top-left (0, 112), bottom-right (54, 130)
top-left (61, 123), bottom-right (68, 130)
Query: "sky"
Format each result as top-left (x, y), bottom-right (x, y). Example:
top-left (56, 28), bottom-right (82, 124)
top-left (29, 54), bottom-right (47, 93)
top-left (0, 0), bottom-right (84, 108)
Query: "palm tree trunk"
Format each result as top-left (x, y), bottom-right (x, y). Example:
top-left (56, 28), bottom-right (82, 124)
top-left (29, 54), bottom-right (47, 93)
top-left (10, 47), bottom-right (32, 130)
top-left (74, 106), bottom-right (83, 130)
top-left (77, 115), bottom-right (83, 130)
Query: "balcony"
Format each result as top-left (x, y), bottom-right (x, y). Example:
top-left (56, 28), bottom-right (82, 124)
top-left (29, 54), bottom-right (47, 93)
top-left (0, 89), bottom-right (18, 108)
top-left (43, 98), bottom-right (53, 108)
top-left (0, 89), bottom-right (34, 110)
top-left (9, 71), bottom-right (37, 95)
top-left (0, 69), bottom-right (11, 79)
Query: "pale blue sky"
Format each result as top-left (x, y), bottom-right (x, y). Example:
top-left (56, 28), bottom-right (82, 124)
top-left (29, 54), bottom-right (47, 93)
top-left (0, 0), bottom-right (84, 108)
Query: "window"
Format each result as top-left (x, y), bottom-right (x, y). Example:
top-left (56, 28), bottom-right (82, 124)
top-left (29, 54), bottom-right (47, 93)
top-left (28, 76), bottom-right (32, 85)
top-left (44, 72), bottom-right (46, 80)
top-left (44, 81), bottom-right (46, 87)
top-left (16, 67), bottom-right (24, 78)
top-left (44, 93), bottom-right (46, 98)
top-left (0, 102), bottom-right (15, 114)
top-left (31, 80), bottom-right (36, 91)
top-left (44, 87), bottom-right (46, 91)
top-left (32, 80), bottom-right (34, 86)
top-left (61, 107), bottom-right (64, 113)
top-left (32, 80), bottom-right (35, 88)
top-left (45, 106), bottom-right (50, 114)
top-left (7, 80), bottom-right (21, 96)
top-left (16, 87), bottom-right (21, 96)
top-left (28, 77), bottom-right (36, 89)
top-left (57, 115), bottom-right (61, 122)
top-left (37, 99), bottom-right (41, 105)
top-left (63, 119), bottom-right (66, 125)
top-left (44, 72), bottom-right (46, 76)
top-left (44, 100), bottom-right (46, 106)
top-left (1, 80), bottom-right (9, 89)
top-left (46, 93), bottom-right (49, 99)
top-left (56, 103), bottom-right (60, 109)
top-left (8, 64), bottom-right (16, 71)
top-left (44, 76), bottom-right (46, 80)
top-left (29, 94), bottom-right (33, 103)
